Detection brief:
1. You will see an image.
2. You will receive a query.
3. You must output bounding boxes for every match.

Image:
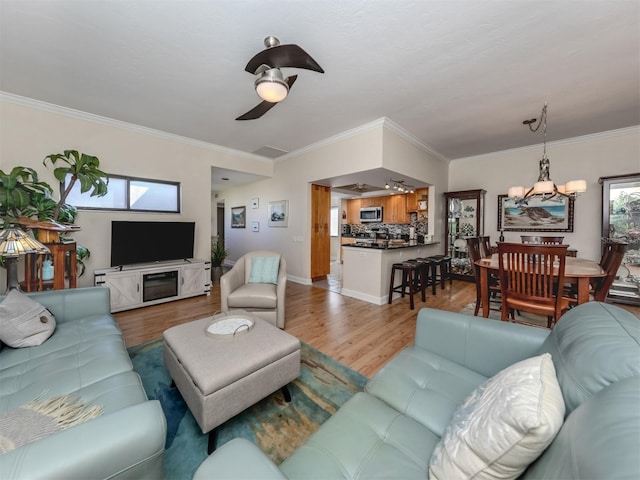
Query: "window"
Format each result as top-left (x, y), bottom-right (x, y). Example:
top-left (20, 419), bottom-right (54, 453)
top-left (63, 174), bottom-right (181, 213)
top-left (330, 206), bottom-right (339, 237)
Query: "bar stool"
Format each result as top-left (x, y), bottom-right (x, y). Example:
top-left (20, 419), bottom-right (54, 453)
top-left (388, 262), bottom-right (420, 309)
top-left (427, 254), bottom-right (452, 290)
top-left (414, 257), bottom-right (437, 296)
top-left (405, 259), bottom-right (427, 302)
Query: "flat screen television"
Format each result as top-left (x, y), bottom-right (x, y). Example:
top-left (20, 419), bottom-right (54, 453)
top-left (111, 221), bottom-right (195, 267)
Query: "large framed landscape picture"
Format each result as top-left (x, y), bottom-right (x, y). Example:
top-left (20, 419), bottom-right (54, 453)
top-left (497, 194), bottom-right (574, 232)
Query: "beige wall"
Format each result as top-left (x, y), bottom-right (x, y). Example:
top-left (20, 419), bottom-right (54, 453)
top-left (382, 127), bottom-right (449, 241)
top-left (0, 97), bottom-right (272, 288)
top-left (218, 123), bottom-right (449, 283)
top-left (3, 94), bottom-right (637, 289)
top-left (448, 127), bottom-right (640, 260)
top-left (218, 126), bottom-right (385, 283)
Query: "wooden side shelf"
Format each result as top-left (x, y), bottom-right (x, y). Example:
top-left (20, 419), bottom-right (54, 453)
top-left (23, 242), bottom-right (77, 292)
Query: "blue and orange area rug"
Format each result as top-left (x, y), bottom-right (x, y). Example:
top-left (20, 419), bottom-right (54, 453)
top-left (129, 339), bottom-right (367, 480)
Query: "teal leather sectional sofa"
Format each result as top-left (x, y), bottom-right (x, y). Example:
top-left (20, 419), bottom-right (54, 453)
top-left (0, 287), bottom-right (166, 479)
top-left (195, 302), bottom-right (640, 479)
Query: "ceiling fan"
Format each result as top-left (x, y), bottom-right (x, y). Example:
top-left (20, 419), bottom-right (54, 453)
top-left (334, 183), bottom-right (382, 194)
top-left (236, 36), bottom-right (324, 121)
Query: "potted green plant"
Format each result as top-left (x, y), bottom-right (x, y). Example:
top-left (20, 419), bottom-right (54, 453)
top-left (0, 166), bottom-right (53, 226)
top-left (211, 238), bottom-right (229, 267)
top-left (43, 149), bottom-right (109, 222)
top-left (0, 150), bottom-right (109, 278)
top-left (211, 238), bottom-right (230, 282)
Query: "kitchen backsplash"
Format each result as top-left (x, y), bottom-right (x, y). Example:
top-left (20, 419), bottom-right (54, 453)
top-left (346, 222), bottom-right (428, 236)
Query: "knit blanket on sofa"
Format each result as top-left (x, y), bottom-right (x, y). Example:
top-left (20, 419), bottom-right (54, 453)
top-left (0, 395), bottom-right (103, 453)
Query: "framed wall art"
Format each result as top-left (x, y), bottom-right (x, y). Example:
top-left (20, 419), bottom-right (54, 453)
top-left (268, 200), bottom-right (289, 227)
top-left (231, 206), bottom-right (246, 228)
top-left (497, 194), bottom-right (574, 232)
top-left (250, 198), bottom-right (259, 209)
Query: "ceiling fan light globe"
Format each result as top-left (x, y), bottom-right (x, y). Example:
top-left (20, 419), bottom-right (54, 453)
top-left (255, 69), bottom-right (289, 102)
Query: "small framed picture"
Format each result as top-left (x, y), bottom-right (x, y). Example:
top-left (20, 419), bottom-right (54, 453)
top-left (251, 198), bottom-right (259, 209)
top-left (268, 200), bottom-right (289, 227)
top-left (251, 221), bottom-right (260, 232)
top-left (231, 206), bottom-right (246, 228)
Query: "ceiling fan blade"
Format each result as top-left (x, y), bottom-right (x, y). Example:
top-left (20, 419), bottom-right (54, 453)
top-left (235, 75), bottom-right (297, 121)
top-left (285, 74), bottom-right (298, 88)
top-left (235, 101), bottom-right (277, 121)
top-left (236, 75), bottom-right (298, 120)
top-left (245, 44), bottom-right (324, 74)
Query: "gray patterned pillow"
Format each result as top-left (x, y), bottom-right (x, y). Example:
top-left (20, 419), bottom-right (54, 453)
top-left (0, 290), bottom-right (56, 347)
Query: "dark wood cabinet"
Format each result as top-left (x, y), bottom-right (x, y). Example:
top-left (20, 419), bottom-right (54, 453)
top-left (599, 173), bottom-right (640, 305)
top-left (23, 241), bottom-right (77, 291)
top-left (444, 189), bottom-right (486, 281)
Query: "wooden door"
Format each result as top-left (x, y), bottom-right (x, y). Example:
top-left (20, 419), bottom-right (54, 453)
top-left (311, 184), bottom-right (331, 281)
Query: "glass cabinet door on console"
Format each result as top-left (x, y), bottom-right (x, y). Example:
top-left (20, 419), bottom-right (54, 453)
top-left (444, 189), bottom-right (486, 281)
top-left (599, 173), bottom-right (640, 305)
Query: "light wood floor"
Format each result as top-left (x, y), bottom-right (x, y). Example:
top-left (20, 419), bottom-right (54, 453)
top-left (115, 280), bottom-right (640, 378)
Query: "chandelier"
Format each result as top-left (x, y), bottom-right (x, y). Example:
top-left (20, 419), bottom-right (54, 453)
top-left (508, 102), bottom-right (586, 203)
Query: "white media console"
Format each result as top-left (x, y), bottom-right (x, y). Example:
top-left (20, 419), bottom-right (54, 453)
top-left (94, 259), bottom-right (211, 312)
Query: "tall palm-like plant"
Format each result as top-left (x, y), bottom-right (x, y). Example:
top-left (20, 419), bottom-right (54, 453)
top-left (43, 150), bottom-right (109, 222)
top-left (0, 166), bottom-right (53, 226)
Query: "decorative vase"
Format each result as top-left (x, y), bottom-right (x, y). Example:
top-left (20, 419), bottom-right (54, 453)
top-left (42, 259), bottom-right (54, 281)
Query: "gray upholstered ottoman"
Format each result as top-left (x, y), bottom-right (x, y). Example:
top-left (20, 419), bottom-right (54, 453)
top-left (163, 311), bottom-right (301, 452)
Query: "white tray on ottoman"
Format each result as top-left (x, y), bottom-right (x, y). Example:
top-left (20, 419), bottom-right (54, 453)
top-left (162, 310), bottom-right (301, 452)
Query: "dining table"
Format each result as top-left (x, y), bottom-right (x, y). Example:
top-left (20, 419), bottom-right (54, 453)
top-left (475, 254), bottom-right (607, 318)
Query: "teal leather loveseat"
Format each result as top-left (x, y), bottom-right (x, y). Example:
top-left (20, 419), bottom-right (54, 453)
top-left (0, 287), bottom-right (167, 479)
top-left (195, 302), bottom-right (640, 479)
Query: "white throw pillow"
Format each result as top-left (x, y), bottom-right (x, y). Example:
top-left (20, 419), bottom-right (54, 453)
top-left (0, 290), bottom-right (56, 348)
top-left (429, 353), bottom-right (565, 480)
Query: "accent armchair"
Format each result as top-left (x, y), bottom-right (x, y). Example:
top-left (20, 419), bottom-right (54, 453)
top-left (220, 250), bottom-right (287, 328)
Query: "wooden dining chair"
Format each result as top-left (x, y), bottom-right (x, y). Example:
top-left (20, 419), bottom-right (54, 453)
top-left (479, 236), bottom-right (493, 258)
top-left (498, 242), bottom-right (570, 328)
top-left (467, 237), bottom-right (501, 315)
top-left (520, 235), bottom-right (565, 244)
top-left (564, 241), bottom-right (628, 305)
top-left (592, 241), bottom-right (628, 302)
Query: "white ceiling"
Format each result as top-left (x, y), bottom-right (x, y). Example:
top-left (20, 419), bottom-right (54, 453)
top-left (2, 0), bottom-right (639, 190)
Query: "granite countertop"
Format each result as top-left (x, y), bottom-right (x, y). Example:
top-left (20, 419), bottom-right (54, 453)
top-left (343, 240), bottom-right (440, 250)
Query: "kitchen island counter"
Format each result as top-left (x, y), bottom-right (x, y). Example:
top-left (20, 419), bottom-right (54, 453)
top-left (342, 242), bottom-right (441, 305)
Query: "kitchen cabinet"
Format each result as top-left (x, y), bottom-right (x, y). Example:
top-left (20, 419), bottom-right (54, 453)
top-left (382, 195), bottom-right (409, 223)
top-left (347, 198), bottom-right (361, 224)
top-left (444, 189), bottom-right (486, 281)
top-left (361, 197), bottom-right (379, 208)
top-left (406, 188), bottom-right (429, 212)
top-left (599, 173), bottom-right (640, 305)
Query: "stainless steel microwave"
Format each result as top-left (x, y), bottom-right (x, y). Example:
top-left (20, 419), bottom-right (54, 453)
top-left (360, 206), bottom-right (383, 223)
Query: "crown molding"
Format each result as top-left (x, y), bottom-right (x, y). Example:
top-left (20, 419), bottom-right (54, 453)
top-left (0, 91), bottom-right (272, 164)
top-left (277, 117), bottom-right (387, 161)
top-left (452, 125), bottom-right (640, 164)
top-left (381, 117), bottom-right (449, 164)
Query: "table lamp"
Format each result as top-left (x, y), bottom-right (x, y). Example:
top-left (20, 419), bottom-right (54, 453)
top-left (0, 226), bottom-right (50, 292)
